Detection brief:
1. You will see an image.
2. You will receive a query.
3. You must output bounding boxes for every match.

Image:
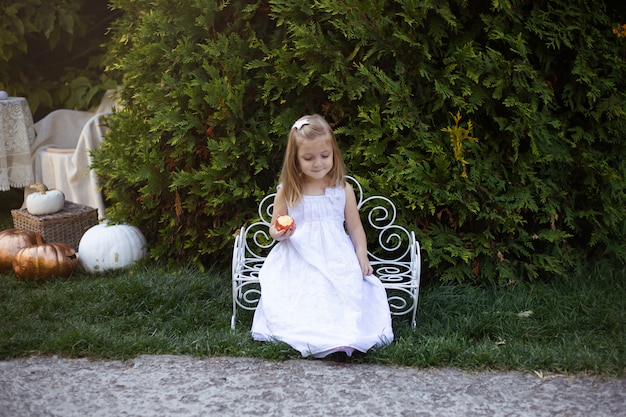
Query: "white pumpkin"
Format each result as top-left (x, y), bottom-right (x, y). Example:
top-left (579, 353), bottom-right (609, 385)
top-left (78, 223), bottom-right (147, 272)
top-left (26, 183), bottom-right (65, 215)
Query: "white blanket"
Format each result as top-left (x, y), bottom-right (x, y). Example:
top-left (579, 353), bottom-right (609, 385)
top-left (25, 90), bottom-right (119, 219)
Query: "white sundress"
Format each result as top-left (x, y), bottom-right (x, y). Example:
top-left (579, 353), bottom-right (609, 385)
top-left (251, 185), bottom-right (394, 358)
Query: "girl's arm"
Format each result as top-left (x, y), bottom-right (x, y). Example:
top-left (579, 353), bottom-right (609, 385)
top-left (344, 183), bottom-right (373, 277)
top-left (269, 187), bottom-right (295, 241)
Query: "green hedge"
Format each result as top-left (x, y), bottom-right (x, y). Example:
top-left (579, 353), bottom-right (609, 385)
top-left (93, 0), bottom-right (626, 284)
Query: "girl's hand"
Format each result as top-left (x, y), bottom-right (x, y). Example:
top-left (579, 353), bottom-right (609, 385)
top-left (272, 223), bottom-right (296, 241)
top-left (357, 253), bottom-right (373, 277)
top-left (269, 188), bottom-right (294, 241)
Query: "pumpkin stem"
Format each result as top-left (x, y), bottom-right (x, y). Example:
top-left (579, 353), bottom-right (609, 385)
top-left (35, 232), bottom-right (44, 245)
top-left (29, 182), bottom-right (49, 194)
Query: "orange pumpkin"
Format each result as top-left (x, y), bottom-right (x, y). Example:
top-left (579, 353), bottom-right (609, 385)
top-left (12, 233), bottom-right (78, 281)
top-left (0, 229), bottom-right (39, 273)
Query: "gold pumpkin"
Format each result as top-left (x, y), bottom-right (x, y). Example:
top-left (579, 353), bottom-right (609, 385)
top-left (12, 233), bottom-right (78, 281)
top-left (0, 229), bottom-right (39, 273)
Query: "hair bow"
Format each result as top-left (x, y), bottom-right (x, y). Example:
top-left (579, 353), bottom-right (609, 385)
top-left (292, 119), bottom-right (310, 130)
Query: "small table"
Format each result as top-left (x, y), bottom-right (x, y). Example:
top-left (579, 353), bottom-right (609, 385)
top-left (0, 97), bottom-right (36, 191)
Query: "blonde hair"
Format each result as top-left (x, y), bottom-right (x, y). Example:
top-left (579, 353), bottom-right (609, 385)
top-left (279, 114), bottom-right (346, 207)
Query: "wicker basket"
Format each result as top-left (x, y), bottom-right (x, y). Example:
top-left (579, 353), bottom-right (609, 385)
top-left (11, 201), bottom-right (98, 250)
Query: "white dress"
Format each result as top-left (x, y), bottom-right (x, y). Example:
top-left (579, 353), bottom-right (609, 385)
top-left (251, 185), bottom-right (394, 358)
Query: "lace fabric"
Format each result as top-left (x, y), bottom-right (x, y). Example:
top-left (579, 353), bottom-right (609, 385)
top-left (0, 98), bottom-right (35, 190)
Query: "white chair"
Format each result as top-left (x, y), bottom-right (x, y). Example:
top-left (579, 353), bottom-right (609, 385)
top-left (231, 175), bottom-right (422, 330)
top-left (26, 90), bottom-right (119, 219)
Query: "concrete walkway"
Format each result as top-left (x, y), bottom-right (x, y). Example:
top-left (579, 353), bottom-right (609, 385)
top-left (1, 355), bottom-right (624, 417)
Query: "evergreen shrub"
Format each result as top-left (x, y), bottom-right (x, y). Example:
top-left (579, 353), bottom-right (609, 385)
top-left (94, 0), bottom-right (626, 284)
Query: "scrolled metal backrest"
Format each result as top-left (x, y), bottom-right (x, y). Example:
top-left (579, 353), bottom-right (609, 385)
top-left (243, 176), bottom-right (412, 268)
top-left (345, 176), bottom-right (412, 266)
top-left (241, 193), bottom-right (277, 260)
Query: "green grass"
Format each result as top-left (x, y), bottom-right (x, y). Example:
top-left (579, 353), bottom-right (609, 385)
top-left (2, 190), bottom-right (625, 374)
top-left (1, 259), bottom-right (624, 376)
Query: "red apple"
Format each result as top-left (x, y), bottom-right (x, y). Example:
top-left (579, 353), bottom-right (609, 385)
top-left (275, 215), bottom-right (295, 232)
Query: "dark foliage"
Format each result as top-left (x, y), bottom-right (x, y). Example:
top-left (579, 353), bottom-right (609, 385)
top-left (93, 0), bottom-right (626, 283)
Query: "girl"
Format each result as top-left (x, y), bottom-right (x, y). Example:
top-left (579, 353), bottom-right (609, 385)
top-left (251, 114), bottom-right (394, 358)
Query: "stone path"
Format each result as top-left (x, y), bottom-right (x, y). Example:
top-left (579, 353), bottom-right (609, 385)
top-left (1, 355), bottom-right (624, 417)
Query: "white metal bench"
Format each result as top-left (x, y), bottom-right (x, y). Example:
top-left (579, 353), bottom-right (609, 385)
top-left (231, 176), bottom-right (422, 330)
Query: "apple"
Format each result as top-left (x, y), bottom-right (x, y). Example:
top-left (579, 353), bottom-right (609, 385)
top-left (275, 215), bottom-right (295, 232)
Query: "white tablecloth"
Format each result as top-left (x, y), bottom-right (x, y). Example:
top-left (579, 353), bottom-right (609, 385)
top-left (31, 111), bottom-right (109, 219)
top-left (0, 97), bottom-right (35, 191)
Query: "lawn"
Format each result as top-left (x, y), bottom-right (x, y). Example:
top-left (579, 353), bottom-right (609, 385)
top-left (1, 189), bottom-right (625, 376)
top-left (1, 259), bottom-right (624, 376)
